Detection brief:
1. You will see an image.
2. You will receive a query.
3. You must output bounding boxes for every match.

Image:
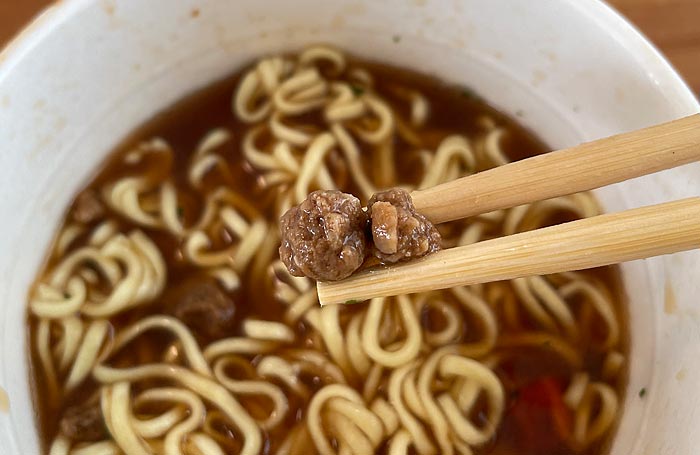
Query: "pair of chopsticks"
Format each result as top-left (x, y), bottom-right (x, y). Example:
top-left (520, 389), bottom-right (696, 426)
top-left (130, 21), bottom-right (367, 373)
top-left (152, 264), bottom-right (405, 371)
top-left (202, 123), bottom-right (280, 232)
top-left (318, 113), bottom-right (700, 305)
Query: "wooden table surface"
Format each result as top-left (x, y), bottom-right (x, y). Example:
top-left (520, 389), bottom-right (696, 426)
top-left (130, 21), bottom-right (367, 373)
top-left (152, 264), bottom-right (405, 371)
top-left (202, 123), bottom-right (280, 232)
top-left (1, 0), bottom-right (699, 95)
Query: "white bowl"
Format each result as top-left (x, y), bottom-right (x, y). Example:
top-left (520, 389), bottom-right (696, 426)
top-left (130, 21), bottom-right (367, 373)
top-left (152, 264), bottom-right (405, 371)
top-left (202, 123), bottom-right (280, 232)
top-left (0, 0), bottom-right (698, 453)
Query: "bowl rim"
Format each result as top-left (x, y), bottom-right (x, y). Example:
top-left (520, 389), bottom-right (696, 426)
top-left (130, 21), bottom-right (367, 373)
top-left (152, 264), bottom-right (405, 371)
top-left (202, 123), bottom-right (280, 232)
top-left (1, 0), bottom-right (699, 453)
top-left (569, 0), bottom-right (698, 110)
top-left (1, 0), bottom-right (697, 110)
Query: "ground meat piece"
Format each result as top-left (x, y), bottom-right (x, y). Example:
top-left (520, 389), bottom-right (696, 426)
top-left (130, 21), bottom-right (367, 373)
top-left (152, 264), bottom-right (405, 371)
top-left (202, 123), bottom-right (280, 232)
top-left (279, 190), bottom-right (368, 281)
top-left (71, 190), bottom-right (105, 224)
top-left (368, 188), bottom-right (441, 263)
top-left (60, 401), bottom-right (107, 441)
top-left (371, 202), bottom-right (399, 254)
top-left (165, 279), bottom-right (236, 339)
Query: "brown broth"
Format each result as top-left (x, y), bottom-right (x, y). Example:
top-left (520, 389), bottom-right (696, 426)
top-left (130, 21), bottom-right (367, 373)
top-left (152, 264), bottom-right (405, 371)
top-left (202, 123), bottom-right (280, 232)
top-left (28, 55), bottom-right (627, 455)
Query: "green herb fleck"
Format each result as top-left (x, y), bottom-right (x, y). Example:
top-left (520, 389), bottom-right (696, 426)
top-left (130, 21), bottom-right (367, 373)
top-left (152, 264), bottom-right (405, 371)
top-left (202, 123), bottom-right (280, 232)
top-left (63, 292), bottom-right (71, 299)
top-left (392, 35), bottom-right (401, 43)
top-left (459, 87), bottom-right (478, 101)
top-left (639, 388), bottom-right (647, 398)
top-left (350, 85), bottom-right (365, 97)
top-left (177, 206), bottom-right (184, 218)
top-left (344, 299), bottom-right (359, 305)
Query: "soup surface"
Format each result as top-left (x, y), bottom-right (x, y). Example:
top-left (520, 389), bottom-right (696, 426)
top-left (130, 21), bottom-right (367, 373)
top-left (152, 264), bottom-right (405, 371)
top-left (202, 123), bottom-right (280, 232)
top-left (28, 46), bottom-right (627, 455)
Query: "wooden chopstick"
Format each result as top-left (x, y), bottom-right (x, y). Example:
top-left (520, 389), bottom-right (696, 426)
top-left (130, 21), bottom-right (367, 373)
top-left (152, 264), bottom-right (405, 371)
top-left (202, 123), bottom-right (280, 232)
top-left (317, 198), bottom-right (700, 305)
top-left (411, 114), bottom-right (700, 224)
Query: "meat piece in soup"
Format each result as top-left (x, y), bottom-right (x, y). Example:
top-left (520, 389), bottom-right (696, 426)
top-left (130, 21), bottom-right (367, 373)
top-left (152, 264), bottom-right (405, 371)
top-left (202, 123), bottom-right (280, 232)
top-left (59, 401), bottom-right (107, 442)
top-left (70, 190), bottom-right (105, 224)
top-left (164, 278), bottom-right (237, 340)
